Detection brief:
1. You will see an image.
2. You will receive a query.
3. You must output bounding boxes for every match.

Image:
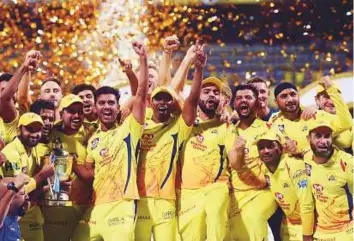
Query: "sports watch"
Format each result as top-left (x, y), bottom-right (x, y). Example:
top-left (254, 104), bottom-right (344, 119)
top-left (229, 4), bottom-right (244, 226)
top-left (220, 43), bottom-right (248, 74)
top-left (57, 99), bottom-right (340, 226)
top-left (7, 181), bottom-right (19, 193)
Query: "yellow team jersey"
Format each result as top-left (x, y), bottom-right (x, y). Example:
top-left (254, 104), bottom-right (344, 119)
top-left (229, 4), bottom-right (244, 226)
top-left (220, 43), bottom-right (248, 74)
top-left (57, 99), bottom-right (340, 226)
top-left (137, 114), bottom-right (192, 200)
top-left (334, 128), bottom-right (353, 150)
top-left (178, 118), bottom-right (233, 189)
top-left (230, 119), bottom-right (270, 204)
top-left (304, 148), bottom-right (353, 233)
top-left (265, 155), bottom-right (314, 235)
top-left (269, 86), bottom-right (352, 155)
top-left (87, 114), bottom-right (142, 205)
top-left (49, 123), bottom-right (92, 205)
top-left (0, 112), bottom-right (19, 144)
top-left (34, 142), bottom-right (51, 160)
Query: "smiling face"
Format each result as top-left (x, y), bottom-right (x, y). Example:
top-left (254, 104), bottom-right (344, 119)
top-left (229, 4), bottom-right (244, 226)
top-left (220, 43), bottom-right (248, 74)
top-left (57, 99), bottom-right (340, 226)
top-left (61, 103), bottom-right (84, 132)
top-left (96, 93), bottom-right (119, 126)
top-left (234, 89), bottom-right (258, 119)
top-left (251, 82), bottom-right (269, 109)
top-left (77, 89), bottom-right (95, 117)
top-left (308, 126), bottom-right (334, 159)
top-left (275, 88), bottom-right (300, 114)
top-left (20, 122), bottom-right (43, 147)
top-left (198, 84), bottom-right (220, 115)
top-left (316, 92), bottom-right (336, 114)
top-left (39, 109), bottom-right (55, 140)
top-left (257, 139), bottom-right (282, 165)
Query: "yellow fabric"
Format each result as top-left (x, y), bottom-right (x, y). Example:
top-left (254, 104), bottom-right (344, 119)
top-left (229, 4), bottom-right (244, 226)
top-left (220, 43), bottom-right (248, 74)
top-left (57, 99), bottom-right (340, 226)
top-left (19, 205), bottom-right (44, 241)
top-left (178, 118), bottom-right (233, 189)
top-left (202, 77), bottom-right (223, 90)
top-left (41, 205), bottom-right (86, 241)
top-left (230, 119), bottom-right (270, 208)
top-left (87, 114), bottom-right (142, 205)
top-left (18, 112), bottom-right (44, 127)
top-left (334, 129), bottom-right (353, 150)
top-left (304, 148), bottom-right (353, 233)
top-left (25, 177), bottom-right (37, 194)
top-left (264, 155), bottom-right (314, 235)
top-left (177, 183), bottom-right (229, 241)
top-left (135, 198), bottom-right (179, 241)
top-left (34, 143), bottom-right (51, 160)
top-left (58, 94), bottom-right (83, 112)
top-left (137, 114), bottom-right (192, 199)
top-left (269, 85), bottom-right (352, 155)
top-left (280, 221), bottom-right (303, 241)
top-left (49, 125), bottom-right (91, 205)
top-left (1, 112), bottom-right (19, 144)
top-left (226, 190), bottom-right (277, 241)
top-left (1, 137), bottom-right (40, 178)
top-left (313, 221), bottom-right (353, 241)
top-left (72, 200), bottom-right (137, 241)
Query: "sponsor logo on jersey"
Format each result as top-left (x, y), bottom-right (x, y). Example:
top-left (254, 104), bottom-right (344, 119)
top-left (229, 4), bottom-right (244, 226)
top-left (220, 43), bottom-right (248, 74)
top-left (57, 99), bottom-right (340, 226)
top-left (313, 183), bottom-right (324, 192)
top-left (328, 175), bottom-right (336, 181)
top-left (283, 182), bottom-right (289, 188)
top-left (293, 169), bottom-right (306, 179)
top-left (100, 148), bottom-right (109, 157)
top-left (195, 134), bottom-right (204, 143)
top-left (91, 138), bottom-right (99, 150)
top-left (275, 192), bottom-right (284, 201)
top-left (297, 179), bottom-right (308, 188)
top-left (142, 134), bottom-right (154, 140)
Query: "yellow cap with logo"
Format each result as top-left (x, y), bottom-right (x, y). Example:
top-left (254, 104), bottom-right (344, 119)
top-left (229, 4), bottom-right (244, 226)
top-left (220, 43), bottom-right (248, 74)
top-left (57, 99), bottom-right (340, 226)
top-left (202, 77), bottom-right (223, 91)
top-left (308, 120), bottom-right (333, 133)
top-left (151, 86), bottom-right (178, 101)
top-left (316, 82), bottom-right (340, 95)
top-left (58, 94), bottom-right (83, 112)
top-left (18, 112), bottom-right (44, 127)
top-left (254, 131), bottom-right (282, 145)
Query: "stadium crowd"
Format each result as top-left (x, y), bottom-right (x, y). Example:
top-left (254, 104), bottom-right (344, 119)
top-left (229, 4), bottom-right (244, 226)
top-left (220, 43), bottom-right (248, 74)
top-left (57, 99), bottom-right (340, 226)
top-left (0, 35), bottom-right (353, 241)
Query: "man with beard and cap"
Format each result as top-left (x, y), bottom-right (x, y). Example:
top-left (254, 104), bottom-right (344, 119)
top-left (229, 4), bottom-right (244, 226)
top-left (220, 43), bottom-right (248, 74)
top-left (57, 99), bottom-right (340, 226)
top-left (255, 131), bottom-right (314, 241)
top-left (177, 77), bottom-right (235, 241)
top-left (134, 44), bottom-right (206, 241)
top-left (0, 50), bottom-right (42, 148)
top-left (72, 41), bottom-right (149, 241)
top-left (314, 76), bottom-right (353, 152)
top-left (226, 84), bottom-right (277, 241)
top-left (71, 84), bottom-right (98, 125)
top-left (269, 81), bottom-right (352, 157)
top-left (0, 113), bottom-right (55, 241)
top-left (0, 173), bottom-right (30, 241)
top-left (304, 120), bottom-right (353, 241)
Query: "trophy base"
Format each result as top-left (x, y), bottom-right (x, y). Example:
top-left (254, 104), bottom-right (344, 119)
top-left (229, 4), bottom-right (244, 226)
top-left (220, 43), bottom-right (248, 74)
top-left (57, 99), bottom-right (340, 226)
top-left (41, 200), bottom-right (73, 207)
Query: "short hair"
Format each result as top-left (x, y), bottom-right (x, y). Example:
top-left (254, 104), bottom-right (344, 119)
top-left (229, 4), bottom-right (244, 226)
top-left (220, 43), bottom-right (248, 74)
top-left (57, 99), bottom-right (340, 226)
top-left (94, 86), bottom-right (120, 103)
top-left (135, 62), bottom-right (158, 72)
top-left (71, 84), bottom-right (96, 97)
top-left (247, 76), bottom-right (267, 85)
top-left (234, 84), bottom-right (259, 99)
top-left (30, 99), bottom-right (55, 115)
top-left (0, 73), bottom-right (13, 83)
top-left (41, 77), bottom-right (61, 87)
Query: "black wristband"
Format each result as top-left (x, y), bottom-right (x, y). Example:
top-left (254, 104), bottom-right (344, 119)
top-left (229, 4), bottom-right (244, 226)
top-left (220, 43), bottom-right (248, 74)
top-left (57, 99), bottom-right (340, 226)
top-left (7, 182), bottom-right (19, 193)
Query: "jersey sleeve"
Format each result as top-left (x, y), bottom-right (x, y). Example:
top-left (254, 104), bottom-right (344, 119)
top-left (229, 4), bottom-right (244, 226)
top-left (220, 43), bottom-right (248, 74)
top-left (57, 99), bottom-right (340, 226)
top-left (177, 115), bottom-right (193, 142)
top-left (288, 158), bottom-right (315, 236)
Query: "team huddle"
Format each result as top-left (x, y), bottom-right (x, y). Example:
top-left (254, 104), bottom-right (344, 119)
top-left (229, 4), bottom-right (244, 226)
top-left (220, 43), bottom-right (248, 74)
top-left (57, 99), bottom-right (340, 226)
top-left (0, 36), bottom-right (353, 241)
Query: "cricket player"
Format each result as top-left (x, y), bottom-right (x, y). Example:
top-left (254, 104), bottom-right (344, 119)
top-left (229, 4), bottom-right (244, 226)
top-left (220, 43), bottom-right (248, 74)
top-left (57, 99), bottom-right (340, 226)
top-left (177, 77), bottom-right (234, 241)
top-left (255, 131), bottom-right (314, 241)
top-left (304, 120), bottom-right (353, 241)
top-left (135, 45), bottom-right (206, 241)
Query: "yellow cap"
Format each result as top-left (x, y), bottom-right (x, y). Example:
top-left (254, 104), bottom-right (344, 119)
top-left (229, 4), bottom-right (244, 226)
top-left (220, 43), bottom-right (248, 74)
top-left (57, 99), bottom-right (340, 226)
top-left (58, 94), bottom-right (83, 112)
top-left (254, 131), bottom-right (282, 145)
top-left (202, 77), bottom-right (223, 90)
top-left (151, 86), bottom-right (178, 101)
top-left (308, 120), bottom-right (333, 133)
top-left (18, 113), bottom-right (44, 127)
top-left (221, 84), bottom-right (232, 98)
top-left (316, 82), bottom-right (340, 95)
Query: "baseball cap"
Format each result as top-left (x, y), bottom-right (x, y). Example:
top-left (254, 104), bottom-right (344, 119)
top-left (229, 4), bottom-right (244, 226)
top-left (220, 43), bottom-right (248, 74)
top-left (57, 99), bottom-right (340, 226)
top-left (316, 82), bottom-right (340, 95)
top-left (308, 120), bottom-right (333, 133)
top-left (58, 94), bottom-right (83, 112)
top-left (18, 113), bottom-right (44, 127)
top-left (151, 86), bottom-right (178, 101)
top-left (202, 77), bottom-right (223, 91)
top-left (254, 131), bottom-right (282, 145)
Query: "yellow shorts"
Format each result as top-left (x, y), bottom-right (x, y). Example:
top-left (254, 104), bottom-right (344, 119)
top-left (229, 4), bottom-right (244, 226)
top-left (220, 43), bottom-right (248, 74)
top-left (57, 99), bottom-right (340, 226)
top-left (226, 190), bottom-right (277, 241)
top-left (135, 197), bottom-right (179, 241)
top-left (280, 220), bottom-right (303, 241)
top-left (314, 222), bottom-right (353, 241)
top-left (72, 200), bottom-right (137, 241)
top-left (41, 205), bottom-right (86, 241)
top-left (19, 205), bottom-right (44, 241)
top-left (177, 183), bottom-right (229, 241)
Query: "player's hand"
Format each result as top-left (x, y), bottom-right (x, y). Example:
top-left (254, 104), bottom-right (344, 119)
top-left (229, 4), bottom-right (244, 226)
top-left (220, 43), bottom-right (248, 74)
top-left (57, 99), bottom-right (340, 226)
top-left (14, 173), bottom-right (30, 190)
top-left (283, 139), bottom-right (298, 155)
top-left (185, 44), bottom-right (197, 61)
top-left (132, 41), bottom-right (147, 59)
top-left (319, 75), bottom-right (332, 90)
top-left (303, 235), bottom-right (313, 241)
top-left (118, 59), bottom-right (133, 73)
top-left (194, 46), bottom-right (207, 70)
top-left (60, 179), bottom-right (72, 194)
top-left (24, 50), bottom-right (42, 72)
top-left (163, 35), bottom-right (180, 53)
top-left (234, 136), bottom-right (246, 156)
top-left (301, 105), bottom-right (318, 120)
top-left (38, 163), bottom-right (55, 180)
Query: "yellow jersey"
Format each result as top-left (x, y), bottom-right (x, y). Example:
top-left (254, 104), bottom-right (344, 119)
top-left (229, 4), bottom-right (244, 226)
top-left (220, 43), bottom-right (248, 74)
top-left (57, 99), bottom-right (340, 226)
top-left (230, 119), bottom-right (270, 205)
top-left (178, 118), bottom-right (233, 189)
top-left (269, 86), bottom-right (352, 155)
top-left (304, 148), bottom-right (353, 233)
top-left (49, 123), bottom-right (92, 205)
top-left (0, 112), bottom-right (19, 144)
top-left (87, 114), bottom-right (142, 205)
top-left (137, 114), bottom-right (192, 200)
top-left (265, 154), bottom-right (314, 235)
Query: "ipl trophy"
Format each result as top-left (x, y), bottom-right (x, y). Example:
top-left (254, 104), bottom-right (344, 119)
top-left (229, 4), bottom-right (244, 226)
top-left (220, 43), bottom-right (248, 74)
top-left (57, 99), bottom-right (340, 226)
top-left (42, 138), bottom-right (73, 206)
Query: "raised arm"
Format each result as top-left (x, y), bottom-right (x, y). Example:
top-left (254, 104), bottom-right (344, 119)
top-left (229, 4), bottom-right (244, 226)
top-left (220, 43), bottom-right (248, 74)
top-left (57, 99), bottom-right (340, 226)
top-left (228, 136), bottom-right (246, 170)
top-left (182, 45), bottom-right (206, 126)
top-left (158, 35), bottom-right (179, 86)
top-left (119, 59), bottom-right (139, 96)
top-left (17, 72), bottom-right (32, 115)
top-left (0, 50), bottom-right (41, 122)
top-left (131, 41), bottom-right (149, 124)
